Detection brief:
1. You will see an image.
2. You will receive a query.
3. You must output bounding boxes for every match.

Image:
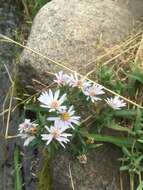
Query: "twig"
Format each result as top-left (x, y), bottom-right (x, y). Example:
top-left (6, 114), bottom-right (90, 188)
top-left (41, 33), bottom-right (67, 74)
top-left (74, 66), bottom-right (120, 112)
top-left (5, 84), bottom-right (14, 138)
top-left (5, 135), bottom-right (18, 139)
top-left (69, 163), bottom-right (75, 190)
top-left (135, 34), bottom-right (143, 64)
top-left (81, 115), bottom-right (92, 124)
top-left (4, 64), bottom-right (13, 84)
top-left (3, 64), bottom-right (14, 138)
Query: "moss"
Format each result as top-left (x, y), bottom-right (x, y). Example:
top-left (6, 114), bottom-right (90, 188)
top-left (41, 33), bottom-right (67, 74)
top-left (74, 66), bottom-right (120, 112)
top-left (37, 151), bottom-right (52, 190)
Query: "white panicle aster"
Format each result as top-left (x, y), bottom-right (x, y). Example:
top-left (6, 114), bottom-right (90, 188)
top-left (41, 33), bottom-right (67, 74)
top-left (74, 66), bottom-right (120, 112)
top-left (54, 71), bottom-right (69, 86)
top-left (41, 121), bottom-right (72, 148)
top-left (105, 96), bottom-right (126, 110)
top-left (68, 72), bottom-right (91, 89)
top-left (83, 84), bottom-right (105, 102)
top-left (47, 106), bottom-right (80, 129)
top-left (18, 119), bottom-right (37, 146)
top-left (38, 89), bottom-right (67, 112)
top-left (18, 119), bottom-right (32, 133)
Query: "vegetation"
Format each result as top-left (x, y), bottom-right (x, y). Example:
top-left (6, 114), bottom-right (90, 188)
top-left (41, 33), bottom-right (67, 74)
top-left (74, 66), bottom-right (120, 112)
top-left (13, 146), bottom-right (22, 190)
top-left (16, 61), bottom-right (143, 190)
top-left (15, 0), bottom-right (51, 20)
top-left (1, 0), bottom-right (143, 190)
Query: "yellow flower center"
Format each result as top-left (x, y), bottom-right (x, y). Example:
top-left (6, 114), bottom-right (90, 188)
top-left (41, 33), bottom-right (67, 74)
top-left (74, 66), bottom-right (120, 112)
top-left (60, 112), bottom-right (70, 121)
top-left (89, 89), bottom-right (96, 96)
top-left (27, 127), bottom-right (37, 135)
top-left (51, 100), bottom-right (59, 109)
top-left (51, 128), bottom-right (60, 138)
top-left (76, 80), bottom-right (83, 88)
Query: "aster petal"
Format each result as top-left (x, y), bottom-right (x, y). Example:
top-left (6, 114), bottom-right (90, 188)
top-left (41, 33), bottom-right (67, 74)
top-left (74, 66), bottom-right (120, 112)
top-left (58, 141), bottom-right (65, 148)
top-left (59, 93), bottom-right (66, 104)
top-left (49, 89), bottom-right (54, 101)
top-left (54, 90), bottom-right (60, 100)
top-left (46, 135), bottom-right (53, 145)
top-left (47, 117), bottom-right (59, 121)
top-left (45, 126), bottom-right (52, 133)
top-left (24, 136), bottom-right (35, 146)
top-left (40, 104), bottom-right (49, 108)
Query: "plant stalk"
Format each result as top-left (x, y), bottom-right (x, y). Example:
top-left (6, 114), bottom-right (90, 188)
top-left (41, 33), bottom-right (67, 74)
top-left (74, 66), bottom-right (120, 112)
top-left (129, 172), bottom-right (134, 190)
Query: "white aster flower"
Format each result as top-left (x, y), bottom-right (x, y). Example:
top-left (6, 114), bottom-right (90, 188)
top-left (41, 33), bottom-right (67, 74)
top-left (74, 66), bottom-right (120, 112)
top-left (41, 121), bottom-right (72, 148)
top-left (54, 71), bottom-right (69, 86)
top-left (67, 72), bottom-right (91, 89)
top-left (18, 119), bottom-right (37, 146)
top-left (105, 96), bottom-right (126, 110)
top-left (83, 84), bottom-right (105, 102)
top-left (47, 105), bottom-right (80, 129)
top-left (18, 119), bottom-right (32, 133)
top-left (38, 89), bottom-right (67, 112)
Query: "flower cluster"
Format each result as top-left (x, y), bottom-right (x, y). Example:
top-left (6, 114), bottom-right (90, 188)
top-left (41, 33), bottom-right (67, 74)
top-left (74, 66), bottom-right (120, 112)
top-left (18, 70), bottom-right (126, 148)
top-left (18, 89), bottom-right (80, 148)
top-left (54, 71), bottom-right (126, 109)
top-left (38, 89), bottom-right (80, 148)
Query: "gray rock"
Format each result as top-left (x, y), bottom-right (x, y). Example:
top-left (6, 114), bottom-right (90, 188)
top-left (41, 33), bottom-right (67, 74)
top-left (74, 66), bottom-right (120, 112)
top-left (20, 0), bottom-right (143, 80)
top-left (53, 145), bottom-right (129, 190)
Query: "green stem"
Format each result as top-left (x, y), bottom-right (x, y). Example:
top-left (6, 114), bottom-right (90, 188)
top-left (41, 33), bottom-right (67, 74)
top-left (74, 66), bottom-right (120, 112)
top-left (37, 150), bottom-right (53, 190)
top-left (14, 146), bottom-right (22, 190)
top-left (129, 172), bottom-right (134, 190)
top-left (138, 172), bottom-right (142, 190)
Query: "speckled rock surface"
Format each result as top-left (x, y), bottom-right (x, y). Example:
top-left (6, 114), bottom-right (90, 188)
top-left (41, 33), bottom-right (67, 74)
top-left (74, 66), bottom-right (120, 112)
top-left (53, 145), bottom-right (129, 190)
top-left (20, 0), bottom-right (143, 79)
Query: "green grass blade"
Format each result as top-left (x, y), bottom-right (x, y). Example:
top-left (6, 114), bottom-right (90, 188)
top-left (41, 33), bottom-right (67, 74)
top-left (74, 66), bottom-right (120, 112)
top-left (85, 134), bottom-right (133, 148)
top-left (14, 146), bottom-right (22, 190)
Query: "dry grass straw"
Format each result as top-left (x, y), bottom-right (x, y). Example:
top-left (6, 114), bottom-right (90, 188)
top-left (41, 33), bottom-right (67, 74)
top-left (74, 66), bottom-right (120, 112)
top-left (2, 64), bottom-right (15, 139)
top-left (135, 34), bottom-right (143, 66)
top-left (69, 163), bottom-right (75, 190)
top-left (85, 31), bottom-right (142, 68)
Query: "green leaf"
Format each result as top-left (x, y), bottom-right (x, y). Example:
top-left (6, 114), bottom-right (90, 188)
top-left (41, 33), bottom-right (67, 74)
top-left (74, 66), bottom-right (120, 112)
top-left (87, 144), bottom-right (103, 149)
top-left (83, 133), bottom-right (133, 148)
top-left (138, 139), bottom-right (143, 144)
top-left (14, 146), bottom-right (22, 190)
top-left (106, 122), bottom-right (135, 135)
top-left (127, 66), bottom-right (143, 84)
top-left (122, 147), bottom-right (131, 157)
top-left (24, 105), bottom-right (48, 113)
top-left (120, 165), bottom-right (130, 171)
top-left (114, 110), bottom-right (137, 119)
top-left (134, 109), bottom-right (143, 132)
top-left (136, 155), bottom-right (143, 163)
top-left (136, 182), bottom-right (143, 190)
